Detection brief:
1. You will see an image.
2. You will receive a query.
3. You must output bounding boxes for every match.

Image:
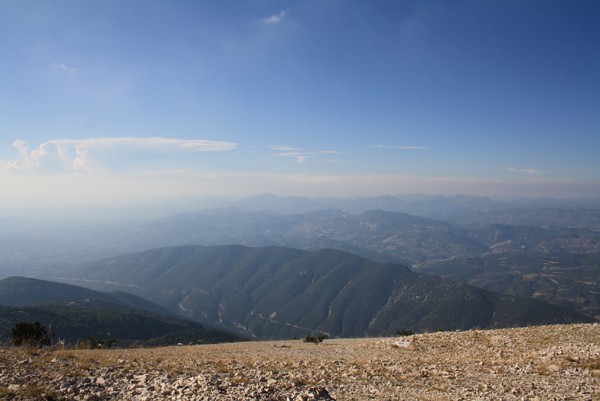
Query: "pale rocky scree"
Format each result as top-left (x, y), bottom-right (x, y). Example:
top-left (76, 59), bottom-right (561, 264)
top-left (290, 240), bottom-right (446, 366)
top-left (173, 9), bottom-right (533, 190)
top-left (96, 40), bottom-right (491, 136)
top-left (1, 324), bottom-right (599, 400)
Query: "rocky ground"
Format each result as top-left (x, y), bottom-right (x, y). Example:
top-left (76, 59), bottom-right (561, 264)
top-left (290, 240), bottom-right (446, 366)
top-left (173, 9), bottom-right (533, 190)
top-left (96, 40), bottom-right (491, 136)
top-left (1, 323), bottom-right (599, 400)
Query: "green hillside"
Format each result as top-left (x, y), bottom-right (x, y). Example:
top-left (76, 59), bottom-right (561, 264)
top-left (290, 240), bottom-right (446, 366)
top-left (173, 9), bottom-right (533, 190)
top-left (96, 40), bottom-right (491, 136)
top-left (61, 245), bottom-right (595, 339)
top-left (0, 277), bottom-right (241, 346)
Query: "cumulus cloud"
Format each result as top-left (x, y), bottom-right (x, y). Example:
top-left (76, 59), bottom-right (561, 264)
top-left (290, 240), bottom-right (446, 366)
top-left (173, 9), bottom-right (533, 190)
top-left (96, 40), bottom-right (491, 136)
top-left (372, 144), bottom-right (426, 150)
top-left (0, 137), bottom-right (238, 172)
top-left (262, 11), bottom-right (286, 24)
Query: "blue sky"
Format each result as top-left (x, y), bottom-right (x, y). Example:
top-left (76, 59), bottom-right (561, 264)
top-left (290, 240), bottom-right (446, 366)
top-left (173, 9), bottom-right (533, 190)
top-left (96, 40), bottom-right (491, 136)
top-left (1, 0), bottom-right (599, 214)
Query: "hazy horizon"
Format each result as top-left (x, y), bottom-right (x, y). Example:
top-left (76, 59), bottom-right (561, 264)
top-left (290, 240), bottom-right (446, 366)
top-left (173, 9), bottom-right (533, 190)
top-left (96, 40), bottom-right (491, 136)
top-left (1, 1), bottom-right (599, 216)
top-left (2, 192), bottom-right (600, 222)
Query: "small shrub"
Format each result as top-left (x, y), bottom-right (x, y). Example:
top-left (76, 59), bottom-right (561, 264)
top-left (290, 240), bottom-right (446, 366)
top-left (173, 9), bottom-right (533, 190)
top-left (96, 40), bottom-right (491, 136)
top-left (304, 334), bottom-right (328, 344)
top-left (12, 321), bottom-right (50, 348)
top-left (78, 337), bottom-right (116, 349)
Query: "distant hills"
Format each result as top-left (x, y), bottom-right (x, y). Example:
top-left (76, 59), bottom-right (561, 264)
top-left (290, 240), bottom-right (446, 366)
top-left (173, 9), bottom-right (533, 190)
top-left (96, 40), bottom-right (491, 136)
top-left (2, 194), bottom-right (600, 328)
top-left (56, 245), bottom-right (595, 339)
top-left (160, 193), bottom-right (600, 222)
top-left (419, 222), bottom-right (600, 318)
top-left (3, 194), bottom-right (600, 266)
top-left (0, 276), bottom-right (169, 315)
top-left (151, 208), bottom-right (600, 319)
top-left (110, 208), bottom-right (599, 320)
top-left (0, 277), bottom-right (241, 346)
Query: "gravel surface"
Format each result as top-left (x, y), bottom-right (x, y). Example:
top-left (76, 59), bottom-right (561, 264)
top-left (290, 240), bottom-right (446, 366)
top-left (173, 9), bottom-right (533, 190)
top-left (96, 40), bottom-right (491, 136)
top-left (1, 323), bottom-right (599, 400)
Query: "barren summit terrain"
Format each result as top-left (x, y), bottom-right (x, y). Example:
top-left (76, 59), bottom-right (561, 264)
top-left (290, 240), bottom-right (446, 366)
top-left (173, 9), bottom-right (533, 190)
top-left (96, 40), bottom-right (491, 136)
top-left (1, 324), bottom-right (599, 400)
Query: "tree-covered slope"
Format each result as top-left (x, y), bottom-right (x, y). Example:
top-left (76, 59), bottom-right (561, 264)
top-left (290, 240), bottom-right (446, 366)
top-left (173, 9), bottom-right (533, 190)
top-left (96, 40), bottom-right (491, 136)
top-left (62, 245), bottom-right (595, 339)
top-left (0, 276), bottom-right (180, 316)
top-left (0, 277), bottom-right (241, 345)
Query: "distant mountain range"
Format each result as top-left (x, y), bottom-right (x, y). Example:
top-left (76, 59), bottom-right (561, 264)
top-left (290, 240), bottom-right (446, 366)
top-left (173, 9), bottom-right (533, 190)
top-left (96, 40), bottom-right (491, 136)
top-left (89, 207), bottom-right (597, 320)
top-left (0, 277), bottom-right (241, 346)
top-left (151, 208), bottom-right (600, 319)
top-left (55, 245), bottom-right (595, 339)
top-left (166, 193), bottom-right (600, 222)
top-left (2, 194), bottom-right (600, 326)
top-left (2, 194), bottom-right (600, 266)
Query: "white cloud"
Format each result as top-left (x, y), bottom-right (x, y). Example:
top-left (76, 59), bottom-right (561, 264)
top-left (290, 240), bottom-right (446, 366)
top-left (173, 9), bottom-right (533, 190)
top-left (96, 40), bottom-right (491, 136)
top-left (262, 11), bottom-right (286, 24)
top-left (505, 167), bottom-right (543, 176)
top-left (270, 145), bottom-right (301, 151)
top-left (373, 144), bottom-right (426, 150)
top-left (0, 137), bottom-right (238, 172)
top-left (271, 145), bottom-right (342, 163)
top-left (51, 62), bottom-right (77, 73)
top-left (273, 152), bottom-right (312, 163)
